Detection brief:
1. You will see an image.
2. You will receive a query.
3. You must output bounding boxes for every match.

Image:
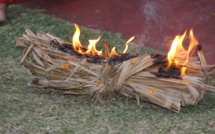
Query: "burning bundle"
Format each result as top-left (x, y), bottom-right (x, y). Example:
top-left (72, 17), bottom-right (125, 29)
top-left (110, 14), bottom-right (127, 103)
top-left (16, 24), bottom-right (215, 113)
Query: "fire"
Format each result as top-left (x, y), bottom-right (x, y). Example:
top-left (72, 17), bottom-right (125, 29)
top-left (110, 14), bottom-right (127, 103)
top-left (86, 36), bottom-right (102, 55)
top-left (109, 47), bottom-right (119, 57)
top-left (71, 23), bottom-right (135, 56)
top-left (181, 67), bottom-right (187, 76)
top-left (123, 36), bottom-right (135, 54)
top-left (167, 31), bottom-right (187, 67)
top-left (186, 29), bottom-right (199, 63)
top-left (72, 23), bottom-right (84, 53)
top-left (167, 29), bottom-right (199, 76)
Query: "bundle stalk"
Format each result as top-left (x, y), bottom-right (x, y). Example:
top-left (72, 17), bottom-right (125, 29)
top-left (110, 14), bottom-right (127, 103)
top-left (16, 30), bottom-right (215, 113)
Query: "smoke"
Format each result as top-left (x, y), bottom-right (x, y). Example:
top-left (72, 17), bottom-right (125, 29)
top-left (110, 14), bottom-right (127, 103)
top-left (137, 1), bottom-right (167, 46)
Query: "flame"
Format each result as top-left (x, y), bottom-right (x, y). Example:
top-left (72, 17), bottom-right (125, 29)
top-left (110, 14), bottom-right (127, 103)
top-left (185, 29), bottom-right (199, 63)
top-left (181, 67), bottom-right (187, 76)
top-left (71, 24), bottom-right (135, 57)
top-left (167, 29), bottom-right (199, 76)
top-left (86, 36), bottom-right (102, 55)
top-left (109, 47), bottom-right (119, 57)
top-left (167, 31), bottom-right (187, 67)
top-left (72, 23), bottom-right (84, 53)
top-left (123, 36), bottom-right (135, 54)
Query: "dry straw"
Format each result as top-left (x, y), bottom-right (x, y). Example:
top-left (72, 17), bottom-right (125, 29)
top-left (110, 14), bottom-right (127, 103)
top-left (16, 29), bottom-right (215, 113)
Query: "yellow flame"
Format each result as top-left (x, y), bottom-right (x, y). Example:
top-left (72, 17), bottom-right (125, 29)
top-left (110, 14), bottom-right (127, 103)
top-left (174, 60), bottom-right (179, 66)
top-left (123, 36), bottom-right (135, 54)
top-left (167, 31), bottom-right (187, 67)
top-left (185, 29), bottom-right (199, 63)
top-left (71, 23), bottom-right (134, 57)
top-left (72, 23), bottom-right (84, 53)
top-left (86, 36), bottom-right (102, 55)
top-left (167, 29), bottom-right (199, 76)
top-left (109, 47), bottom-right (119, 57)
top-left (181, 67), bottom-right (187, 76)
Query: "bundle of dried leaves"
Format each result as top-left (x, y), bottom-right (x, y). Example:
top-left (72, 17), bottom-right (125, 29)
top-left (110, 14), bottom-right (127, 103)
top-left (16, 30), bottom-right (215, 112)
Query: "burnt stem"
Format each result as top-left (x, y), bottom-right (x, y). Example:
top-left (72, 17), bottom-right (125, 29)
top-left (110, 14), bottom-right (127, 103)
top-left (151, 54), bottom-right (167, 64)
top-left (196, 44), bottom-right (202, 51)
top-left (58, 43), bottom-right (137, 65)
top-left (151, 66), bottom-right (181, 79)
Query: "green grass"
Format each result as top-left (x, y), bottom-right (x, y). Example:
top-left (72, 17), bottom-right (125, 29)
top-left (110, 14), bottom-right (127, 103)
top-left (0, 4), bottom-right (215, 134)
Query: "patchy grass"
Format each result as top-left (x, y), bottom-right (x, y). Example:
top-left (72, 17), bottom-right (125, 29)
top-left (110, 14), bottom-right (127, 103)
top-left (0, 4), bottom-right (215, 134)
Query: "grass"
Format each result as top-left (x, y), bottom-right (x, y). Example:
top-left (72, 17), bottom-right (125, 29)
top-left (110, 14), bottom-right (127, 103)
top-left (0, 4), bottom-right (215, 134)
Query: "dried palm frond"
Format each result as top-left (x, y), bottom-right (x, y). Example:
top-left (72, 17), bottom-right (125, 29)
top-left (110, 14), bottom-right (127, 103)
top-left (16, 30), bottom-right (215, 113)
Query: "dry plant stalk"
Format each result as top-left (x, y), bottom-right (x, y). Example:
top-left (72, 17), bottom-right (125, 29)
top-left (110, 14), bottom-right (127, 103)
top-left (16, 30), bottom-right (215, 113)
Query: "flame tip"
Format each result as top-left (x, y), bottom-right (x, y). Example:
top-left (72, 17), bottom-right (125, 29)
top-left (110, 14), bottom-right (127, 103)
top-left (123, 36), bottom-right (135, 53)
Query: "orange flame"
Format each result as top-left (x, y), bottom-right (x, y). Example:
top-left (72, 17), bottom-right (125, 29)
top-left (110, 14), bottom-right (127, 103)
top-left (72, 23), bottom-right (84, 53)
top-left (167, 29), bottom-right (199, 76)
top-left (167, 31), bottom-right (187, 67)
top-left (71, 24), bottom-right (135, 57)
top-left (109, 47), bottom-right (119, 57)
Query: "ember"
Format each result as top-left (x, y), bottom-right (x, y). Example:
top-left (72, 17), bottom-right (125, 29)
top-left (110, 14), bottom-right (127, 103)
top-left (56, 24), bottom-right (136, 64)
top-left (71, 24), bottom-right (134, 56)
top-left (152, 66), bottom-right (181, 79)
